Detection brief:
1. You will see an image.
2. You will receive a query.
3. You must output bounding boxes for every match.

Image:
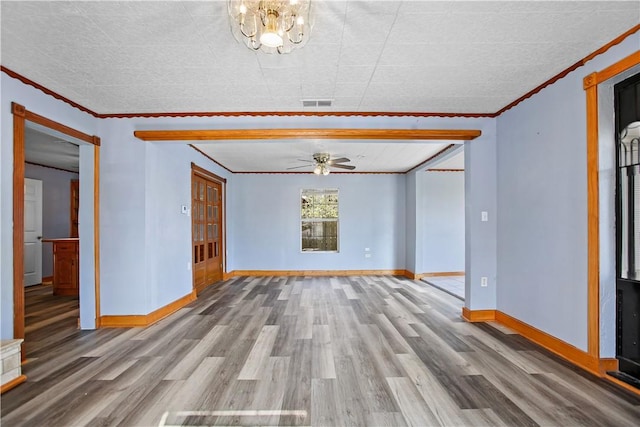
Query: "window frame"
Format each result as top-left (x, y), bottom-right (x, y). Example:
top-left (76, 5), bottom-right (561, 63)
top-left (300, 188), bottom-right (340, 253)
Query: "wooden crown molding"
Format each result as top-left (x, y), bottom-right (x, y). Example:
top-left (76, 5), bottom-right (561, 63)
top-left (134, 128), bottom-right (482, 142)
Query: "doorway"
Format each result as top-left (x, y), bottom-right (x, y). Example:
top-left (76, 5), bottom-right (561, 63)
top-left (12, 103), bottom-right (101, 352)
top-left (615, 72), bottom-right (640, 381)
top-left (191, 164), bottom-right (226, 294)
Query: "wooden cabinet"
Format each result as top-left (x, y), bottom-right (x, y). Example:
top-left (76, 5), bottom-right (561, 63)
top-left (43, 238), bottom-right (79, 296)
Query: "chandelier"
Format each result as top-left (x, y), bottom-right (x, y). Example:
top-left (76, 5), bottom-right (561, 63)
top-left (228, 0), bottom-right (312, 54)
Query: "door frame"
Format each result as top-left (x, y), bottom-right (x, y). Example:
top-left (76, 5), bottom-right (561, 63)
top-left (191, 162), bottom-right (227, 291)
top-left (12, 102), bottom-right (101, 341)
top-left (584, 51), bottom-right (640, 365)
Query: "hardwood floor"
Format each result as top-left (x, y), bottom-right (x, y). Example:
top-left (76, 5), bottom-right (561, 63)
top-left (3, 276), bottom-right (640, 426)
top-left (23, 284), bottom-right (79, 359)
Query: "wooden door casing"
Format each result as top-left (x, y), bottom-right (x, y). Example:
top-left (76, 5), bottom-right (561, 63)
top-left (192, 168), bottom-right (225, 294)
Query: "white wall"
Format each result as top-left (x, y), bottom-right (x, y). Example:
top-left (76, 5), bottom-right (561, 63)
top-left (24, 163), bottom-right (78, 278)
top-left (420, 171), bottom-right (465, 273)
top-left (496, 33), bottom-right (640, 353)
top-left (231, 173), bottom-right (406, 271)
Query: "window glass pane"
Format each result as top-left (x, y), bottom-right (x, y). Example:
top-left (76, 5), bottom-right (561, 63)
top-left (301, 189), bottom-right (339, 252)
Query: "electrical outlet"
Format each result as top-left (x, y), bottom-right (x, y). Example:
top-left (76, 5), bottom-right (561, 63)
top-left (481, 211), bottom-right (488, 222)
top-left (481, 277), bottom-right (488, 287)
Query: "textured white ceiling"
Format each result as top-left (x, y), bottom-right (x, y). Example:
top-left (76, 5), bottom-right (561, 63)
top-left (2, 1), bottom-right (638, 115)
top-left (24, 127), bottom-right (80, 173)
top-left (192, 139), bottom-right (453, 172)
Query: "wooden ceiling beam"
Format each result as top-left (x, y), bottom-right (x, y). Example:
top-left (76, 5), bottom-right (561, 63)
top-left (133, 128), bottom-right (481, 142)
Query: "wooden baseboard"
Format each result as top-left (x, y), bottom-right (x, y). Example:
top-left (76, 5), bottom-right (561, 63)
top-left (604, 374), bottom-right (640, 396)
top-left (494, 311), bottom-right (599, 374)
top-left (599, 358), bottom-right (618, 374)
top-left (461, 308), bottom-right (601, 375)
top-left (1, 374), bottom-right (26, 394)
top-left (41, 275), bottom-right (53, 284)
top-left (461, 307), bottom-right (496, 322)
top-left (422, 271), bottom-right (465, 277)
top-left (100, 290), bottom-right (197, 328)
top-left (229, 269), bottom-right (407, 277)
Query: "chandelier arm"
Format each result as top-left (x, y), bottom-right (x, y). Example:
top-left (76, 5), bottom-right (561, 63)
top-left (239, 22), bottom-right (258, 39)
top-left (250, 40), bottom-right (262, 50)
top-left (284, 14), bottom-right (296, 32)
top-left (288, 30), bottom-right (304, 45)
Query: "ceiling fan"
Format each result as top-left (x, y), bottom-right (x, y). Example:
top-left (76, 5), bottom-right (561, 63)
top-left (287, 152), bottom-right (356, 175)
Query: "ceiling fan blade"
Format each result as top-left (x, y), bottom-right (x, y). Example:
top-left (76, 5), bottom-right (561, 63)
top-left (286, 165), bottom-right (312, 170)
top-left (331, 164), bottom-right (356, 170)
top-left (296, 159), bottom-right (315, 163)
top-left (329, 157), bottom-right (350, 164)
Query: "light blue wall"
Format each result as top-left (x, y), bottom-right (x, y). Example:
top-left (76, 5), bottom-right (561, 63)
top-left (98, 118), bottom-right (232, 316)
top-left (1, 74), bottom-right (99, 339)
top-left (465, 123), bottom-right (498, 310)
top-left (496, 33), bottom-right (640, 352)
top-left (405, 172), bottom-right (417, 273)
top-left (420, 171), bottom-right (465, 273)
top-left (24, 163), bottom-right (78, 277)
top-left (230, 173), bottom-right (406, 271)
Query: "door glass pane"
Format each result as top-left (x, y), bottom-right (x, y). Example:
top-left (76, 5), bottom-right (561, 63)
top-left (200, 224), bottom-right (205, 241)
top-left (193, 223), bottom-right (198, 241)
top-left (208, 205), bottom-right (213, 220)
top-left (213, 188), bottom-right (218, 202)
top-left (214, 206), bottom-right (219, 220)
top-left (199, 183), bottom-right (205, 200)
top-left (208, 224), bottom-right (213, 239)
top-left (199, 204), bottom-right (204, 220)
top-left (208, 186), bottom-right (213, 201)
top-left (214, 224), bottom-right (218, 238)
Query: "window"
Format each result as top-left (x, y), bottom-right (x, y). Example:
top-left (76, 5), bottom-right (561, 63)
top-left (301, 189), bottom-right (338, 252)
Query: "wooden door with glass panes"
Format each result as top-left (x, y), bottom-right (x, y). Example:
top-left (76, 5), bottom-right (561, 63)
top-left (192, 173), bottom-right (223, 293)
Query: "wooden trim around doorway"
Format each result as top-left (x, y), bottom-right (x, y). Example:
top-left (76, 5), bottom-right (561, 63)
top-left (12, 103), bottom-right (102, 348)
top-left (583, 51), bottom-right (640, 362)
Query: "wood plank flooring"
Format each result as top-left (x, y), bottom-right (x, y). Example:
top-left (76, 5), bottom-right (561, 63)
top-left (23, 284), bottom-right (79, 359)
top-left (3, 276), bottom-right (640, 426)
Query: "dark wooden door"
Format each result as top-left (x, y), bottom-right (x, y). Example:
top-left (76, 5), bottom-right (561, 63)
top-left (615, 72), bottom-right (640, 380)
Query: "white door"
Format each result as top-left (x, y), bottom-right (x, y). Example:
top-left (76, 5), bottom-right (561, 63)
top-left (24, 178), bottom-right (43, 286)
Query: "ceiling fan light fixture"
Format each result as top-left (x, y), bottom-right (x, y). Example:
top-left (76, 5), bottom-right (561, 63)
top-left (322, 166), bottom-right (330, 176)
top-left (228, 0), bottom-right (313, 54)
top-left (313, 165), bottom-right (322, 175)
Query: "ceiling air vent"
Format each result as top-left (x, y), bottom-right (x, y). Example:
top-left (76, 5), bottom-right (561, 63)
top-left (302, 99), bottom-right (333, 107)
